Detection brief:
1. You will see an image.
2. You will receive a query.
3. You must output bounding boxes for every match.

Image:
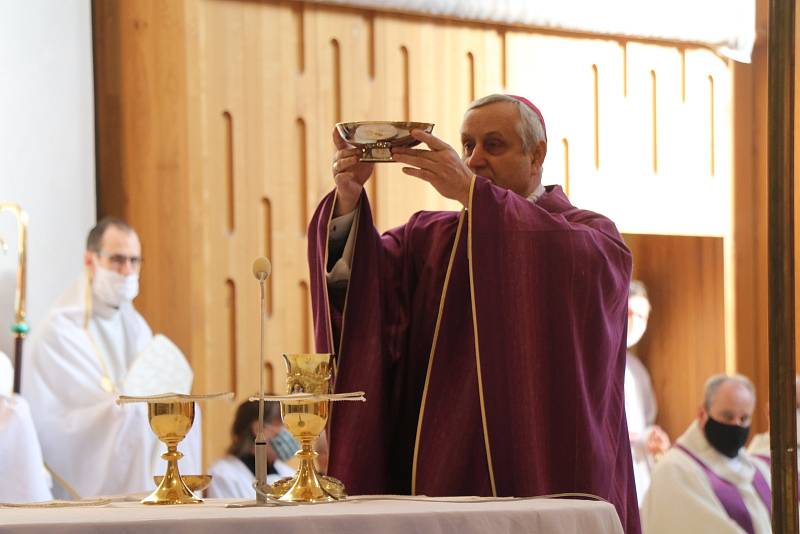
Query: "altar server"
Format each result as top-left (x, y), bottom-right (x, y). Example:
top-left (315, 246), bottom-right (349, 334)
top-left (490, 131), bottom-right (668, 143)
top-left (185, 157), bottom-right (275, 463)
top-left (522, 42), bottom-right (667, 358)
top-left (641, 374), bottom-right (771, 534)
top-left (207, 400), bottom-right (296, 498)
top-left (22, 217), bottom-right (201, 498)
top-left (309, 94), bottom-right (639, 533)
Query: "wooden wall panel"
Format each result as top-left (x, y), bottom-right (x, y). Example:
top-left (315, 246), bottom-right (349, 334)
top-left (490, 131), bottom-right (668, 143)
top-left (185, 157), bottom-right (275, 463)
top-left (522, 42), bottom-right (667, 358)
top-left (624, 234), bottom-right (727, 440)
top-left (94, 0), bottom-right (743, 467)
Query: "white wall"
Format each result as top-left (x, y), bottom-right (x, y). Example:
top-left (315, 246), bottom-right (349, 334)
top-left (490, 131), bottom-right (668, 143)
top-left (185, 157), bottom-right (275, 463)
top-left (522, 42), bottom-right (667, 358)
top-left (0, 0), bottom-right (96, 360)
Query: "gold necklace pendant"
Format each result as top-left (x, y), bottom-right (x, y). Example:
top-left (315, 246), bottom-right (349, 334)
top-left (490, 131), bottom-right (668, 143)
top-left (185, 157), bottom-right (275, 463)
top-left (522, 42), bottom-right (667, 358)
top-left (100, 376), bottom-right (114, 393)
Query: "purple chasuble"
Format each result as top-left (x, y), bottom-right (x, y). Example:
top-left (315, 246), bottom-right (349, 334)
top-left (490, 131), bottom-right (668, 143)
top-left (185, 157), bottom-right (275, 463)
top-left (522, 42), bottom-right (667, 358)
top-left (308, 177), bottom-right (640, 533)
top-left (675, 444), bottom-right (771, 534)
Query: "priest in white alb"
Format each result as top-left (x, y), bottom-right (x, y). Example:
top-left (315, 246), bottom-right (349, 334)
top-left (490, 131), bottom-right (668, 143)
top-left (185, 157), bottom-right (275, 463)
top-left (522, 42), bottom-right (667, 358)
top-left (625, 280), bottom-right (670, 505)
top-left (640, 374), bottom-right (771, 534)
top-left (22, 217), bottom-right (201, 499)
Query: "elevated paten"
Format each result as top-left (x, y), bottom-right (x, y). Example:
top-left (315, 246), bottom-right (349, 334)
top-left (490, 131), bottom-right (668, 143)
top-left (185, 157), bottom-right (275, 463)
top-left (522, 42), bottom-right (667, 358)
top-left (336, 121), bottom-right (434, 162)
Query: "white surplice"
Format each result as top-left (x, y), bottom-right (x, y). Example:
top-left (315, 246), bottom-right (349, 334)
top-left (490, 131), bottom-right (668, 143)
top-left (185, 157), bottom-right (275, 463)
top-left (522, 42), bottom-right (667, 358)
top-left (206, 455), bottom-right (295, 499)
top-left (641, 420), bottom-right (771, 534)
top-left (21, 276), bottom-right (201, 499)
top-left (0, 387), bottom-right (53, 503)
top-left (625, 352), bottom-right (658, 505)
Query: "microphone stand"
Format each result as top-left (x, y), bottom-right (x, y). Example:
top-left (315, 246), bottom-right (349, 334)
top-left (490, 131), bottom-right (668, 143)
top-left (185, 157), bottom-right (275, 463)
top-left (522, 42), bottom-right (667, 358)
top-left (255, 273), bottom-right (268, 502)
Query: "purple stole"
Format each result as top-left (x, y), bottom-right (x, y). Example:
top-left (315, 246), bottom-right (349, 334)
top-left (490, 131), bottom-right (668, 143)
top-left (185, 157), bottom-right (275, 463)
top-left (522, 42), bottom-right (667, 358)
top-left (675, 444), bottom-right (771, 534)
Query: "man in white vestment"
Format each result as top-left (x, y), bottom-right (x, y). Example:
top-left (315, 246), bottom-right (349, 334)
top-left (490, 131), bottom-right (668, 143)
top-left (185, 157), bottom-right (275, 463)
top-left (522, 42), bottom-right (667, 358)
top-left (641, 374), bottom-right (771, 534)
top-left (207, 400), bottom-right (296, 498)
top-left (22, 217), bottom-right (201, 499)
top-left (625, 280), bottom-right (669, 504)
top-left (0, 351), bottom-right (52, 502)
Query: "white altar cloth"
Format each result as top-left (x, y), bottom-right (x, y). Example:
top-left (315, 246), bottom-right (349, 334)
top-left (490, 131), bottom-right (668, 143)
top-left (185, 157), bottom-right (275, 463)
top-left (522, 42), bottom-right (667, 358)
top-left (0, 496), bottom-right (624, 534)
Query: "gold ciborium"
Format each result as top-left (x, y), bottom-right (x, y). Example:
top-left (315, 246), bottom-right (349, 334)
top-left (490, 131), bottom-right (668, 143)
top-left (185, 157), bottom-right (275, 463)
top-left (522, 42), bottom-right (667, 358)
top-left (141, 401), bottom-right (201, 505)
top-left (265, 353), bottom-right (345, 502)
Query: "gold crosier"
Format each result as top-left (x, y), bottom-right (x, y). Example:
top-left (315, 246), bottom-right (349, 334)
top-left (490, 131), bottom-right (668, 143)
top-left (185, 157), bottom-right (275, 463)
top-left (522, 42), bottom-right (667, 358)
top-left (412, 175), bottom-right (497, 496)
top-left (0, 203), bottom-right (29, 394)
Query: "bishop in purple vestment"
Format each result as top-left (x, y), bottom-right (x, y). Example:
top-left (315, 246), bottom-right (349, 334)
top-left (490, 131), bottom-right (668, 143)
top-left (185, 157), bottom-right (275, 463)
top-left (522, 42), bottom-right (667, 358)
top-left (308, 94), bottom-right (640, 533)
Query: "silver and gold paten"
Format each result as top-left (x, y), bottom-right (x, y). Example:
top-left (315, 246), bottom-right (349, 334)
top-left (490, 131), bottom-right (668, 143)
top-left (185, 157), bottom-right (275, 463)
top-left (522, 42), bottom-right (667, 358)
top-left (336, 121), bottom-right (434, 162)
top-left (259, 353), bottom-right (346, 502)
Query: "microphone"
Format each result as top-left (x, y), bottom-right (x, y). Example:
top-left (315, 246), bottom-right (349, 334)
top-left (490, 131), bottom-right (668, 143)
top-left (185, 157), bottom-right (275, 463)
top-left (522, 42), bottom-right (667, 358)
top-left (252, 257), bottom-right (271, 503)
top-left (252, 257), bottom-right (272, 281)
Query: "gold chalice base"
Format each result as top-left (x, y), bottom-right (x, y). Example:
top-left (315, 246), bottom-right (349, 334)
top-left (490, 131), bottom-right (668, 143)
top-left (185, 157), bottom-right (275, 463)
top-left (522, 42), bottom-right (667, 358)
top-left (154, 475), bottom-right (212, 493)
top-left (265, 474), bottom-right (346, 501)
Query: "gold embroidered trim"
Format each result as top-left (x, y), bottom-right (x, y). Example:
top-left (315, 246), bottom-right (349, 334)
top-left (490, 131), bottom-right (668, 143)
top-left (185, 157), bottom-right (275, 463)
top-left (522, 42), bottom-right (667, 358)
top-left (466, 175), bottom-right (497, 496)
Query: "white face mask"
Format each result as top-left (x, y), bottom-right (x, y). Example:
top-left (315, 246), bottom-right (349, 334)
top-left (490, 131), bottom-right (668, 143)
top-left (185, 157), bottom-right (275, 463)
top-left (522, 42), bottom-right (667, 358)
top-left (92, 264), bottom-right (139, 308)
top-left (627, 296), bottom-right (651, 349)
top-left (627, 317), bottom-right (647, 348)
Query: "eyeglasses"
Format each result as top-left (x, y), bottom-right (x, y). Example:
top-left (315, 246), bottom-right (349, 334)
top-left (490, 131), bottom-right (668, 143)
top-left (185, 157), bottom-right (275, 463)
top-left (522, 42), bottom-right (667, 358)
top-left (97, 251), bottom-right (143, 270)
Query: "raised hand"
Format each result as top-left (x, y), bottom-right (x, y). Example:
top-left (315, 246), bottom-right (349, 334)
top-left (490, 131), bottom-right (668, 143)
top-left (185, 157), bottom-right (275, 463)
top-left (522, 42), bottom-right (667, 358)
top-left (392, 130), bottom-right (472, 207)
top-left (331, 128), bottom-right (374, 216)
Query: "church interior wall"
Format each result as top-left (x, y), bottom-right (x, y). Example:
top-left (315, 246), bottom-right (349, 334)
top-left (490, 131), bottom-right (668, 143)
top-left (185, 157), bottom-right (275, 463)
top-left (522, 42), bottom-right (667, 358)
top-left (0, 0), bottom-right (96, 360)
top-left (92, 0), bottom-right (752, 468)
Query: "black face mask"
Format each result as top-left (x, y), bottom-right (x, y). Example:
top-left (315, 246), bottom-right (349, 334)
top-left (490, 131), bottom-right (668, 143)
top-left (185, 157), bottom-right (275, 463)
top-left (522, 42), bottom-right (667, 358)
top-left (703, 416), bottom-right (750, 458)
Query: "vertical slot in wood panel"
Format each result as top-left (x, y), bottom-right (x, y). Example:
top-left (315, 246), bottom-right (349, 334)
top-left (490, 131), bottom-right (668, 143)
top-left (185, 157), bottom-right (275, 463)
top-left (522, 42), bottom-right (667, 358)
top-left (293, 4), bottom-right (305, 73)
top-left (680, 48), bottom-right (686, 102)
top-left (401, 46), bottom-right (410, 121)
top-left (622, 42), bottom-right (628, 97)
top-left (562, 138), bottom-right (570, 196)
top-left (651, 70), bottom-right (658, 173)
top-left (366, 14), bottom-right (375, 79)
top-left (223, 111), bottom-right (235, 232)
top-left (297, 117), bottom-right (308, 233)
top-left (300, 280), bottom-right (312, 354)
top-left (709, 75), bottom-right (715, 176)
top-left (225, 279), bottom-right (237, 395)
top-left (331, 39), bottom-right (342, 123)
top-left (264, 361), bottom-right (274, 395)
top-left (467, 52), bottom-right (475, 102)
top-left (592, 64), bottom-right (600, 169)
top-left (262, 197), bottom-right (274, 316)
top-left (499, 30), bottom-right (507, 88)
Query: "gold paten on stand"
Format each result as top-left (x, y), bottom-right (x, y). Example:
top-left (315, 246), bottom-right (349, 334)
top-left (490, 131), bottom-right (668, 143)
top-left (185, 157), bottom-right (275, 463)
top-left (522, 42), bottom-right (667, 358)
top-left (259, 353), bottom-right (346, 502)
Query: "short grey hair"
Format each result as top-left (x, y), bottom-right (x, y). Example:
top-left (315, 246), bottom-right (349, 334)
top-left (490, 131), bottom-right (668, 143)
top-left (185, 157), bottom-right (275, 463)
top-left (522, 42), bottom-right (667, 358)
top-left (703, 374), bottom-right (755, 411)
top-left (466, 94), bottom-right (546, 152)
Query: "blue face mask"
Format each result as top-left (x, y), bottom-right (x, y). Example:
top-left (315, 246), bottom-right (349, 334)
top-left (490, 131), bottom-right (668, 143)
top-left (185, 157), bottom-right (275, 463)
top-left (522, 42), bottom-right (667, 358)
top-left (270, 428), bottom-right (300, 461)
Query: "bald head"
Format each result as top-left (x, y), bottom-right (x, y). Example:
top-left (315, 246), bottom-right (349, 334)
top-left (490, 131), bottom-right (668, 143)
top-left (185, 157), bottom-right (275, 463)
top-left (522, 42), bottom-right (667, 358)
top-left (700, 374), bottom-right (755, 428)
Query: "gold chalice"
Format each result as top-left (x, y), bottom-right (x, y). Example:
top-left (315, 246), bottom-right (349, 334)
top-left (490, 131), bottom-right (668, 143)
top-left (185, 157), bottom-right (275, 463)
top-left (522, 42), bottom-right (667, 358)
top-left (142, 401), bottom-right (201, 505)
top-left (263, 353), bottom-right (345, 502)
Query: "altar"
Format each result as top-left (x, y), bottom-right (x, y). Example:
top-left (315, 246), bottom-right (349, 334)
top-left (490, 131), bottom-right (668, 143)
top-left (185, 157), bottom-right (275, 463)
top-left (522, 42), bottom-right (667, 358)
top-left (0, 496), bottom-right (624, 534)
